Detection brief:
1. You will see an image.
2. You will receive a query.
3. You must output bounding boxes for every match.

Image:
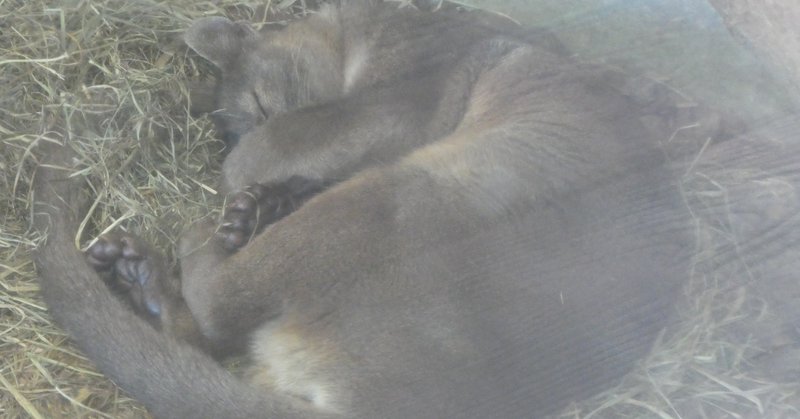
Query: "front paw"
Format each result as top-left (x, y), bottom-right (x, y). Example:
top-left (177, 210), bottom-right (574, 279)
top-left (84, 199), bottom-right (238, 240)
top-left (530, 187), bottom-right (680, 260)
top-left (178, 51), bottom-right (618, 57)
top-left (87, 233), bottom-right (165, 320)
top-left (217, 177), bottom-right (327, 251)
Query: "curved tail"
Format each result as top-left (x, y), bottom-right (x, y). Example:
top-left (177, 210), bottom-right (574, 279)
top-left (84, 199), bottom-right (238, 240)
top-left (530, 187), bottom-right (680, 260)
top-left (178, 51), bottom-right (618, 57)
top-left (32, 141), bottom-right (319, 418)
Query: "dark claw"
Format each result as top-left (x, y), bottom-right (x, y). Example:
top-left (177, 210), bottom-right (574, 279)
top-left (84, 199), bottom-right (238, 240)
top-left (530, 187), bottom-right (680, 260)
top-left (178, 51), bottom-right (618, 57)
top-left (225, 210), bottom-right (255, 230)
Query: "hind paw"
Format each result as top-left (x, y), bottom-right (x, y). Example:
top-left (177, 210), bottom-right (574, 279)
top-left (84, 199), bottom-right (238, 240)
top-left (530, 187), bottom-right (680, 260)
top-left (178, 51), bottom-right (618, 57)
top-left (86, 233), bottom-right (165, 319)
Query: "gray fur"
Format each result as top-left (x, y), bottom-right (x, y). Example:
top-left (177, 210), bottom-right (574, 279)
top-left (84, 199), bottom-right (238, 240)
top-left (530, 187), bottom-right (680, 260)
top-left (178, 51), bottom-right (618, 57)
top-left (34, 2), bottom-right (707, 417)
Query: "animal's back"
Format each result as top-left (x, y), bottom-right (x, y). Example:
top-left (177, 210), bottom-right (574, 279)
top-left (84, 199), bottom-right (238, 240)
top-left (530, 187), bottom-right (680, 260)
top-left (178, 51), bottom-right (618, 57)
top-left (266, 149), bottom-right (691, 418)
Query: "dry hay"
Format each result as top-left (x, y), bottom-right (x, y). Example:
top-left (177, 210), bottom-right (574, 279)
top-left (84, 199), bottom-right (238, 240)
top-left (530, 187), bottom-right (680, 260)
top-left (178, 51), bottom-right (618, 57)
top-left (0, 0), bottom-right (798, 417)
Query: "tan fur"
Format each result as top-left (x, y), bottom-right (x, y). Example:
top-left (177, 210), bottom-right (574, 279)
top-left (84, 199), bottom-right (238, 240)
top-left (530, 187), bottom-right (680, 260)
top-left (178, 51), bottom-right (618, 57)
top-left (249, 321), bottom-right (347, 413)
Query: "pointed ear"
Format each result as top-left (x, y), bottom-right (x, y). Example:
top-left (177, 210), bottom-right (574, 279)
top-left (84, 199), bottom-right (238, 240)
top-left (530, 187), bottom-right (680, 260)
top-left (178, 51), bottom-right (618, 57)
top-left (184, 17), bottom-right (256, 68)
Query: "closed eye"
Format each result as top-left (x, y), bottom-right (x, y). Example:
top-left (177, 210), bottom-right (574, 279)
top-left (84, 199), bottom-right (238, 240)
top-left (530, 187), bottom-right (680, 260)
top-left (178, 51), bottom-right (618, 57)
top-left (252, 91), bottom-right (269, 119)
top-left (210, 109), bottom-right (248, 122)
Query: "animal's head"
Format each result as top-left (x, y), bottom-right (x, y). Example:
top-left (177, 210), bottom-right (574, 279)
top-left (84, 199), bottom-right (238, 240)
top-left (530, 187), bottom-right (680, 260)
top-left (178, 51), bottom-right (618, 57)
top-left (185, 14), bottom-right (345, 146)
